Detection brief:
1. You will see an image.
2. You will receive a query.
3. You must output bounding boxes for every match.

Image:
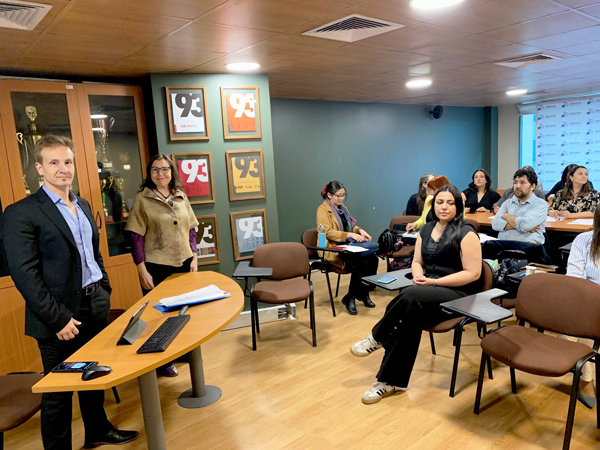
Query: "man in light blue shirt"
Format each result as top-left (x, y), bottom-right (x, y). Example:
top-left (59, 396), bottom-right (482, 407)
top-left (483, 168), bottom-right (551, 263)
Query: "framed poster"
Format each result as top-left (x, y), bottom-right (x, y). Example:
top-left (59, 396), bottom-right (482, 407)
top-left (225, 149), bottom-right (266, 201)
top-left (165, 86), bottom-right (210, 141)
top-left (196, 215), bottom-right (220, 266)
top-left (230, 209), bottom-right (268, 261)
top-left (172, 152), bottom-right (215, 204)
top-left (220, 86), bottom-right (261, 140)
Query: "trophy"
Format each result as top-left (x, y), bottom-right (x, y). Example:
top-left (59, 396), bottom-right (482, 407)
top-left (16, 133), bottom-right (31, 195)
top-left (94, 117), bottom-right (115, 169)
top-left (100, 178), bottom-right (114, 224)
top-left (21, 106), bottom-right (43, 189)
top-left (115, 175), bottom-right (129, 221)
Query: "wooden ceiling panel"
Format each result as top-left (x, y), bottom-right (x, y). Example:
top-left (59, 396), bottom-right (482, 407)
top-left (234, 34), bottom-right (346, 61)
top-left (188, 54), bottom-right (284, 73)
top-left (46, 1), bottom-right (189, 44)
top-left (481, 12), bottom-right (599, 44)
top-left (24, 1), bottom-right (71, 33)
top-left (76, 0), bottom-right (227, 20)
top-left (522, 25), bottom-right (600, 49)
top-left (153, 23), bottom-right (276, 53)
top-left (467, 44), bottom-right (546, 62)
top-left (0, 29), bottom-right (41, 57)
top-left (16, 57), bottom-right (112, 76)
top-left (579, 4), bottom-right (600, 19)
top-left (554, 0), bottom-right (600, 7)
top-left (412, 36), bottom-right (512, 58)
top-left (198, 0), bottom-right (351, 33)
top-left (557, 40), bottom-right (600, 56)
top-left (109, 47), bottom-right (225, 72)
top-left (357, 0), bottom-right (491, 23)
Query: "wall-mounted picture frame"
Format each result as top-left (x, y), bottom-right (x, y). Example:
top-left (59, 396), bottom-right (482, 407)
top-left (171, 152), bottom-right (215, 204)
top-left (220, 86), bottom-right (261, 140)
top-left (195, 215), bottom-right (220, 266)
top-left (165, 86), bottom-right (210, 141)
top-left (225, 149), bottom-right (266, 201)
top-left (230, 209), bottom-right (268, 261)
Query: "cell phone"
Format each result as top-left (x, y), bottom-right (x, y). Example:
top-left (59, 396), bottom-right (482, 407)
top-left (52, 361), bottom-right (98, 373)
top-left (377, 275), bottom-right (397, 284)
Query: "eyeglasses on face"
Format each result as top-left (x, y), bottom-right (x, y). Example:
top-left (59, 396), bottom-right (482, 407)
top-left (333, 192), bottom-right (347, 199)
top-left (151, 167), bottom-right (171, 175)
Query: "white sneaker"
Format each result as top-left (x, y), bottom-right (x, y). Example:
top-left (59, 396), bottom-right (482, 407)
top-left (361, 382), bottom-right (398, 404)
top-left (350, 334), bottom-right (382, 357)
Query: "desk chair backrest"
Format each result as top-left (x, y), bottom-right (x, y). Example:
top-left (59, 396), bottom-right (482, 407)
top-left (301, 228), bottom-right (319, 260)
top-left (481, 260), bottom-right (493, 290)
top-left (389, 215), bottom-right (420, 229)
top-left (464, 218), bottom-right (480, 233)
top-left (253, 242), bottom-right (309, 280)
top-left (516, 273), bottom-right (600, 339)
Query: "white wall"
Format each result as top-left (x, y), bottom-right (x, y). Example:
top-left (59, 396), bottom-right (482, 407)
top-left (497, 104), bottom-right (520, 188)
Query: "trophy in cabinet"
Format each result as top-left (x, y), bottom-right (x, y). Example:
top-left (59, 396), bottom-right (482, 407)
top-left (100, 178), bottom-right (114, 224)
top-left (115, 174), bottom-right (129, 221)
top-left (94, 117), bottom-right (115, 169)
top-left (20, 105), bottom-right (43, 190)
top-left (16, 132), bottom-right (31, 195)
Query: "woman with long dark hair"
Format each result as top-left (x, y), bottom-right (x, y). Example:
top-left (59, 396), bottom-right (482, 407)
top-left (316, 181), bottom-right (379, 315)
top-left (548, 165), bottom-right (599, 219)
top-left (546, 164), bottom-right (578, 200)
top-left (462, 168), bottom-right (500, 213)
top-left (564, 206), bottom-right (600, 408)
top-left (350, 185), bottom-right (482, 404)
top-left (126, 154), bottom-right (199, 377)
top-left (405, 173), bottom-right (434, 216)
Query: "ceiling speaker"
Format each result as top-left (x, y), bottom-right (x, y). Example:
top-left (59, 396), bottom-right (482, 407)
top-left (430, 105), bottom-right (444, 120)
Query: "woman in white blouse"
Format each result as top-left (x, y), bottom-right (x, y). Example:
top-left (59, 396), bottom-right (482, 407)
top-left (566, 207), bottom-right (600, 408)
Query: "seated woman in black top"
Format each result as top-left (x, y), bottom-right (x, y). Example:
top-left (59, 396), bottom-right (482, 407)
top-left (350, 185), bottom-right (482, 404)
top-left (405, 173), bottom-right (434, 216)
top-left (462, 168), bottom-right (500, 213)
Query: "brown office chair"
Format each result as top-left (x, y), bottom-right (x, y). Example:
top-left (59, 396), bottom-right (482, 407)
top-left (0, 372), bottom-right (43, 449)
top-left (474, 273), bottom-right (600, 450)
top-left (464, 218), bottom-right (480, 233)
top-left (301, 228), bottom-right (349, 317)
top-left (250, 242), bottom-right (316, 350)
top-left (424, 260), bottom-right (494, 397)
top-left (387, 215), bottom-right (420, 270)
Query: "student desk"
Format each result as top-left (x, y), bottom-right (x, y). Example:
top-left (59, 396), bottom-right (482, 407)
top-left (468, 211), bottom-right (592, 233)
top-left (32, 271), bottom-right (244, 450)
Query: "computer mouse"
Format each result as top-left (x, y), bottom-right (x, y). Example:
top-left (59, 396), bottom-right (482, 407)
top-left (82, 365), bottom-right (112, 381)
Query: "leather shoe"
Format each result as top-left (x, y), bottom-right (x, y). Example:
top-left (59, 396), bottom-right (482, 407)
top-left (578, 392), bottom-right (596, 409)
top-left (84, 428), bottom-right (140, 448)
top-left (341, 294), bottom-right (357, 315)
top-left (359, 293), bottom-right (376, 308)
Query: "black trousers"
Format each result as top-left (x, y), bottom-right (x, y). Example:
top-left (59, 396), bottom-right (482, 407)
top-left (36, 286), bottom-right (112, 450)
top-left (339, 252), bottom-right (379, 299)
top-left (371, 285), bottom-right (469, 388)
top-left (142, 257), bottom-right (192, 296)
top-left (481, 239), bottom-right (551, 264)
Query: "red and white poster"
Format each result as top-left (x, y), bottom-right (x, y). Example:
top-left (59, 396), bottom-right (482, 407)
top-left (178, 159), bottom-right (209, 197)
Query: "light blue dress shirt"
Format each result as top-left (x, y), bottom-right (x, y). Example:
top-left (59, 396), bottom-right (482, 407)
top-left (42, 185), bottom-right (103, 287)
top-left (491, 194), bottom-right (548, 244)
top-left (567, 231), bottom-right (600, 284)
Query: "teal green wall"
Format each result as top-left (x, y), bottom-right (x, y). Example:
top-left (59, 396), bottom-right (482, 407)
top-left (150, 74), bottom-right (279, 278)
top-left (270, 99), bottom-right (490, 243)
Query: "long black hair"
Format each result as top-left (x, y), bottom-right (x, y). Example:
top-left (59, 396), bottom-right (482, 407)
top-left (563, 165), bottom-right (591, 201)
top-left (468, 168), bottom-right (493, 192)
top-left (561, 163), bottom-right (579, 184)
top-left (430, 184), bottom-right (465, 252)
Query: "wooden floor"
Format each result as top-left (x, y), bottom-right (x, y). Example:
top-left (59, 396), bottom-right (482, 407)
top-left (6, 261), bottom-right (600, 450)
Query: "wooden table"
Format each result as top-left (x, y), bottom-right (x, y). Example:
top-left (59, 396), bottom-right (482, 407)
top-left (32, 271), bottom-right (244, 450)
top-left (468, 211), bottom-right (592, 233)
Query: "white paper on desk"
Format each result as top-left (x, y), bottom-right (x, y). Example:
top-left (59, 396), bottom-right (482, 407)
top-left (544, 216), bottom-right (565, 222)
top-left (402, 231), bottom-right (418, 238)
top-left (478, 233), bottom-right (498, 243)
top-left (158, 284), bottom-right (231, 307)
top-left (569, 219), bottom-right (594, 225)
top-left (342, 245), bottom-right (368, 253)
top-left (488, 216), bottom-right (495, 219)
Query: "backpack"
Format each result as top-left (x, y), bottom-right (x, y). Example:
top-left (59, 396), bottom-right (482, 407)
top-left (493, 252), bottom-right (528, 298)
top-left (377, 228), bottom-right (403, 256)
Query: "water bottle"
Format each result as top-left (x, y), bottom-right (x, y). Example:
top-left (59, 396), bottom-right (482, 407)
top-left (317, 224), bottom-right (327, 247)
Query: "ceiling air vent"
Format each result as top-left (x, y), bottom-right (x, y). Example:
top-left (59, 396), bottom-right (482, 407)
top-left (494, 53), bottom-right (561, 69)
top-left (0, 0), bottom-right (52, 30)
top-left (302, 14), bottom-right (404, 43)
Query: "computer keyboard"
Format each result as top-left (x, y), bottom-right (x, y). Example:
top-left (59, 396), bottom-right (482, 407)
top-left (136, 315), bottom-right (190, 354)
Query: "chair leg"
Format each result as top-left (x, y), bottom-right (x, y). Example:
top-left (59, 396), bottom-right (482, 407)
top-left (510, 367), bottom-right (517, 393)
top-left (309, 289), bottom-right (317, 347)
top-left (1, 431), bottom-right (4, 450)
top-left (305, 271), bottom-right (311, 309)
top-left (563, 368), bottom-right (583, 450)
top-left (596, 357), bottom-right (600, 430)
top-left (335, 274), bottom-right (341, 297)
top-left (250, 299), bottom-right (257, 351)
top-left (487, 355), bottom-right (494, 380)
top-left (429, 332), bottom-right (436, 355)
top-left (449, 326), bottom-right (464, 398)
top-left (112, 386), bottom-right (121, 403)
top-left (474, 350), bottom-right (488, 414)
top-left (324, 272), bottom-right (336, 317)
top-left (254, 301), bottom-right (260, 334)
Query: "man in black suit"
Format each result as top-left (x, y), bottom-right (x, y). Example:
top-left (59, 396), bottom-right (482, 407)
top-left (2, 135), bottom-right (138, 449)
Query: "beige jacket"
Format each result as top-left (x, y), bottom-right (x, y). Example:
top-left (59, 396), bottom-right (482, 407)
top-left (125, 188), bottom-right (199, 267)
top-left (316, 200), bottom-right (362, 269)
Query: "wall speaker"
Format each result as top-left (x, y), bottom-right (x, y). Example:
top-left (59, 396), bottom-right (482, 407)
top-left (430, 105), bottom-right (444, 120)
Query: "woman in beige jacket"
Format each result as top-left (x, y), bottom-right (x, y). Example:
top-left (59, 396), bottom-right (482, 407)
top-left (316, 181), bottom-right (378, 315)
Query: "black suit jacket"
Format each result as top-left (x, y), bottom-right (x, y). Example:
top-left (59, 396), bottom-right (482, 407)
top-left (1, 188), bottom-right (111, 339)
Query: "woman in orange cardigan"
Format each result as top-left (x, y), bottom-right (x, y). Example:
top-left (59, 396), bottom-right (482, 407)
top-left (316, 181), bottom-right (379, 315)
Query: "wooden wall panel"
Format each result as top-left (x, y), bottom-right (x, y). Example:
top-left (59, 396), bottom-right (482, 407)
top-left (0, 286), bottom-right (42, 375)
top-left (106, 262), bottom-right (143, 310)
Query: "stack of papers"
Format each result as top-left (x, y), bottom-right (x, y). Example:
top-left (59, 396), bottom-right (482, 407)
top-left (478, 233), bottom-right (498, 243)
top-left (154, 285), bottom-right (231, 312)
top-left (334, 245), bottom-right (368, 253)
top-left (570, 219), bottom-right (594, 225)
top-left (402, 231), bottom-right (418, 238)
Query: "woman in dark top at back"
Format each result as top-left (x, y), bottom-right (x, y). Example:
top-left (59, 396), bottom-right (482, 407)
top-left (351, 185), bottom-right (482, 404)
top-left (462, 168), bottom-right (500, 213)
top-left (406, 173), bottom-right (434, 216)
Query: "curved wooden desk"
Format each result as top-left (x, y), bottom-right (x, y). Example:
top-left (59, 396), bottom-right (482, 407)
top-left (32, 271), bottom-right (244, 450)
top-left (469, 211), bottom-right (591, 233)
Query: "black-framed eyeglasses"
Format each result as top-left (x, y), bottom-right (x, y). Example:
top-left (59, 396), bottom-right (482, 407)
top-left (151, 167), bottom-right (171, 175)
top-left (333, 193), bottom-right (347, 199)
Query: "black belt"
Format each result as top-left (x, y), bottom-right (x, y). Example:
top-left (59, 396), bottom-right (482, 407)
top-left (83, 281), bottom-right (100, 296)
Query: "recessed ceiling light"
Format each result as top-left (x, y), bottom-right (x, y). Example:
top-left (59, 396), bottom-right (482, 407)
top-left (410, 0), bottom-right (465, 10)
top-left (225, 62), bottom-right (261, 72)
top-left (506, 89), bottom-right (528, 96)
top-left (406, 79), bottom-right (432, 89)
top-left (90, 114), bottom-right (108, 119)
